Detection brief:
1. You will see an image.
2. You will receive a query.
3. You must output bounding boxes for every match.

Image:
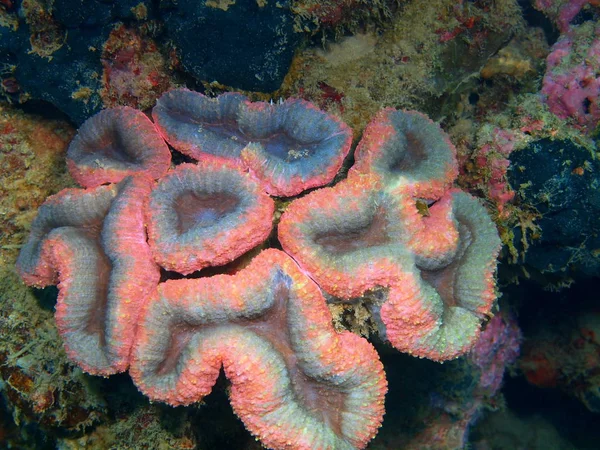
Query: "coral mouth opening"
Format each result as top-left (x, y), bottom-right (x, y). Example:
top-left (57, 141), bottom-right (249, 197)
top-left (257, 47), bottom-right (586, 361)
top-left (387, 131), bottom-right (426, 173)
top-left (174, 192), bottom-right (240, 232)
top-left (257, 133), bottom-right (316, 161)
top-left (314, 207), bottom-right (392, 255)
top-left (96, 130), bottom-right (137, 164)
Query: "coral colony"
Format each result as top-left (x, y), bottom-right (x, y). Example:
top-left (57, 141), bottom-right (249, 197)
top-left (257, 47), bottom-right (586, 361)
top-left (16, 88), bottom-right (500, 450)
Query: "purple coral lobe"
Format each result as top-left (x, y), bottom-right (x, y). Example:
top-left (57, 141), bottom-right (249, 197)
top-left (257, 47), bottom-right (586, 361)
top-left (381, 190), bottom-right (502, 360)
top-left (152, 88), bottom-right (248, 160)
top-left (16, 184), bottom-right (118, 287)
top-left (152, 88), bottom-right (352, 196)
top-left (67, 106), bottom-right (171, 187)
top-left (145, 161), bottom-right (274, 274)
top-left (351, 109), bottom-right (458, 199)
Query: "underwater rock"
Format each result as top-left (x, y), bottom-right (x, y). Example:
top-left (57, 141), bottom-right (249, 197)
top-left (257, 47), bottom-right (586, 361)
top-left (161, 0), bottom-right (301, 92)
top-left (508, 137), bottom-right (600, 282)
top-left (1, 0), bottom-right (301, 124)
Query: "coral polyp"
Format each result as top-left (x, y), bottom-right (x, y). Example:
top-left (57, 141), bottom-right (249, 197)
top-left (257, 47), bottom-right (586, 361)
top-left (153, 88), bottom-right (353, 196)
top-left (67, 106), bottom-right (171, 187)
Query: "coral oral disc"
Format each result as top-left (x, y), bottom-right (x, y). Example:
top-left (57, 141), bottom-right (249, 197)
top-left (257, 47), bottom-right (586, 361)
top-left (239, 98), bottom-right (353, 196)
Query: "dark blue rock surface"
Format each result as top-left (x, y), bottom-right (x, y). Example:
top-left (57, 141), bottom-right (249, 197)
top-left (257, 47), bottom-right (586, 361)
top-left (508, 138), bottom-right (600, 281)
top-left (161, 0), bottom-right (300, 92)
top-left (0, 0), bottom-right (301, 124)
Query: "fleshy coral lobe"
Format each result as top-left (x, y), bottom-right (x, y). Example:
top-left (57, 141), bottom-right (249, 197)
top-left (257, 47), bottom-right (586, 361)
top-left (67, 106), bottom-right (171, 187)
top-left (131, 249), bottom-right (386, 450)
top-left (145, 160), bottom-right (274, 274)
top-left (16, 176), bottom-right (159, 375)
top-left (152, 88), bottom-right (352, 196)
top-left (350, 108), bottom-right (458, 199)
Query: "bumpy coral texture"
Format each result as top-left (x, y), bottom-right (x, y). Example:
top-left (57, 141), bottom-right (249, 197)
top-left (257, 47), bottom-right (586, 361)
top-left (280, 109), bottom-right (501, 361)
top-left (17, 90), bottom-right (501, 449)
top-left (131, 249), bottom-right (386, 450)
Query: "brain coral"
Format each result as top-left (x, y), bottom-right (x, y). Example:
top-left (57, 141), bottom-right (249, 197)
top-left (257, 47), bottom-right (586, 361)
top-left (145, 160), bottom-right (274, 274)
top-left (17, 88), bottom-right (500, 449)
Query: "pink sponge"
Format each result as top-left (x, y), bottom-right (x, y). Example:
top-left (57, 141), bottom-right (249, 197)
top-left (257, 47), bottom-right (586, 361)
top-left (542, 22), bottom-right (600, 132)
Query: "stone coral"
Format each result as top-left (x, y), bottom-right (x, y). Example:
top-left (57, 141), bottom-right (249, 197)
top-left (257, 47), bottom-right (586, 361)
top-left (145, 161), bottom-right (274, 274)
top-left (17, 89), bottom-right (501, 449)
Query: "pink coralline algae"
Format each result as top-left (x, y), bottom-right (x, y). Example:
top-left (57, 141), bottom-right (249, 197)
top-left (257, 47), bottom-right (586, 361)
top-left (460, 127), bottom-right (519, 218)
top-left (470, 314), bottom-right (522, 397)
top-left (534, 0), bottom-right (599, 33)
top-left (541, 21), bottom-right (600, 132)
top-left (17, 89), bottom-right (501, 449)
